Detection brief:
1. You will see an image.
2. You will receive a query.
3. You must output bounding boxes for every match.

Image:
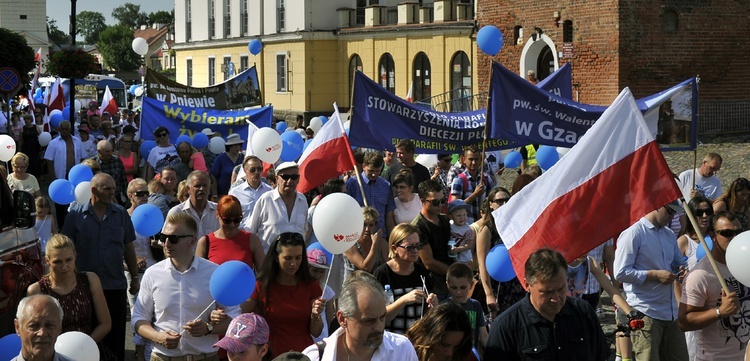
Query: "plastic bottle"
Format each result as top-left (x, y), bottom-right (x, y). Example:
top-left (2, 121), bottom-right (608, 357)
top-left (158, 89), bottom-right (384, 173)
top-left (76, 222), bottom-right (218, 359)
top-left (384, 284), bottom-right (395, 304)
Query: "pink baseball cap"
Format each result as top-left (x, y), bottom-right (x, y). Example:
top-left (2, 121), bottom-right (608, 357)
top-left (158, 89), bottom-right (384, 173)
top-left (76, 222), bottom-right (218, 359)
top-left (213, 313), bottom-right (270, 352)
top-left (307, 249), bottom-right (329, 269)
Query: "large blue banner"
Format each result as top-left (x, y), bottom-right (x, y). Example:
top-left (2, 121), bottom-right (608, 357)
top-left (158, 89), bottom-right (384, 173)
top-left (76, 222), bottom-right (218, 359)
top-left (141, 97), bottom-right (273, 143)
top-left (487, 62), bottom-right (697, 151)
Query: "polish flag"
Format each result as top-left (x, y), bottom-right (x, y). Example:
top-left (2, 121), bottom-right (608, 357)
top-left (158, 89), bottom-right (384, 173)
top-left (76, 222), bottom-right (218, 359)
top-left (493, 88), bottom-right (682, 283)
top-left (99, 86), bottom-right (118, 115)
top-left (45, 77), bottom-right (65, 115)
top-left (405, 80), bottom-right (414, 103)
top-left (296, 103), bottom-right (356, 194)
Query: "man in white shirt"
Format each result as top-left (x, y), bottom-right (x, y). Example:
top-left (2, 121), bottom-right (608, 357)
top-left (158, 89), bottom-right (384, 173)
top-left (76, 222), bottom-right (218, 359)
top-left (245, 162), bottom-right (308, 252)
top-left (168, 171), bottom-right (220, 240)
top-left (43, 120), bottom-right (84, 227)
top-left (678, 153), bottom-right (723, 200)
top-left (132, 213), bottom-right (240, 361)
top-left (302, 275), bottom-right (418, 361)
top-left (229, 155), bottom-right (272, 221)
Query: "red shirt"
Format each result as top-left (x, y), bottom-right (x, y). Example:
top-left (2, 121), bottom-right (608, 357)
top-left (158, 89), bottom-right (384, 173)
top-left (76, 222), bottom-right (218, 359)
top-left (207, 230), bottom-right (255, 269)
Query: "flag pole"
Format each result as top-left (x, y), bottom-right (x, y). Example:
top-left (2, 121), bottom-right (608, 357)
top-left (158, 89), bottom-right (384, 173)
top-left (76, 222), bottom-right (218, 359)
top-left (680, 199), bottom-right (730, 294)
top-left (348, 72), bottom-right (369, 207)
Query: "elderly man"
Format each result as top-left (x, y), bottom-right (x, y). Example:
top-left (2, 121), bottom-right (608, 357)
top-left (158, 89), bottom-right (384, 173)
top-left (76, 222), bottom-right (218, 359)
top-left (678, 153), bottom-right (723, 200)
top-left (678, 211), bottom-right (747, 361)
top-left (43, 120), bottom-right (85, 227)
top-left (229, 155), bottom-right (272, 221)
top-left (92, 140), bottom-right (128, 204)
top-left (12, 295), bottom-right (72, 361)
top-left (302, 275), bottom-right (418, 361)
top-left (485, 248), bottom-right (608, 360)
top-left (61, 173), bottom-right (139, 361)
top-left (168, 170), bottom-right (220, 240)
top-left (133, 213), bottom-right (241, 361)
top-left (245, 162), bottom-right (308, 252)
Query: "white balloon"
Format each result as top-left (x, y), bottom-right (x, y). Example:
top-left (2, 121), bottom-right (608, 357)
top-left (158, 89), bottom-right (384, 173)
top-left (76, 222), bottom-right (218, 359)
top-left (131, 37), bottom-right (149, 56)
top-left (415, 154), bottom-right (438, 169)
top-left (134, 86), bottom-right (144, 97)
top-left (343, 121), bottom-right (351, 130)
top-left (251, 127), bottom-right (282, 164)
top-left (74, 100), bottom-right (82, 112)
top-left (209, 136), bottom-right (226, 155)
top-left (557, 147), bottom-right (571, 158)
top-left (0, 134), bottom-right (16, 162)
top-left (312, 193), bottom-right (364, 254)
top-left (726, 231), bottom-right (750, 287)
top-left (38, 132), bottom-right (52, 146)
top-left (75, 181), bottom-right (91, 204)
top-left (55, 331), bottom-right (99, 361)
top-left (284, 127), bottom-right (295, 132)
top-left (295, 128), bottom-right (307, 140)
top-left (308, 117), bottom-right (323, 133)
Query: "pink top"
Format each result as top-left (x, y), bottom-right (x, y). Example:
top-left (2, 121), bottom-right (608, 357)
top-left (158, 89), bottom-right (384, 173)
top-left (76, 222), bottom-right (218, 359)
top-left (191, 152), bottom-right (207, 171)
top-left (120, 151), bottom-right (136, 182)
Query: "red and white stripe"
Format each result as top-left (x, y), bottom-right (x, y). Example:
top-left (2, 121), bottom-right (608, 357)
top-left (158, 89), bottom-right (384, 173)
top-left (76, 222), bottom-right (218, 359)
top-left (494, 88), bottom-right (682, 282)
top-left (99, 86), bottom-right (118, 115)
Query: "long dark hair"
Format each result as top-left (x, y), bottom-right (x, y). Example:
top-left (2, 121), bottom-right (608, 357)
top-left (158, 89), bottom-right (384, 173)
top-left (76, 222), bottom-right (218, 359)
top-left (686, 195), bottom-right (712, 236)
top-left (482, 187), bottom-right (511, 231)
top-left (256, 232), bottom-right (314, 314)
top-left (406, 302), bottom-right (473, 361)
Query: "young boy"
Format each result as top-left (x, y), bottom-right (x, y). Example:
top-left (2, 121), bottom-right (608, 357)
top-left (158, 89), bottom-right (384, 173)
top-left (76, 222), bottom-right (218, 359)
top-left (438, 262), bottom-right (488, 354)
top-left (447, 199), bottom-right (475, 266)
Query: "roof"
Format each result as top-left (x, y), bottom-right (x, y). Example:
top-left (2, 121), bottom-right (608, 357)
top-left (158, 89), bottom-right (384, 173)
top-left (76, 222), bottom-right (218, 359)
top-left (133, 25), bottom-right (170, 47)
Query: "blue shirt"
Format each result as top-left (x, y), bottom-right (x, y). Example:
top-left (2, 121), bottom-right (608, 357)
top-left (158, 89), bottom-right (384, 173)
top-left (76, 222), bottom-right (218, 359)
top-left (346, 173), bottom-right (395, 234)
top-left (614, 217), bottom-right (684, 321)
top-left (61, 201), bottom-right (136, 290)
top-left (211, 152), bottom-right (243, 195)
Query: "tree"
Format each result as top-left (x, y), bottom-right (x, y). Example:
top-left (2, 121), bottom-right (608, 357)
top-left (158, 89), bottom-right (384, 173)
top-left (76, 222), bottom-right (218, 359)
top-left (47, 17), bottom-right (70, 45)
top-left (148, 10), bottom-right (173, 26)
top-left (97, 25), bottom-right (141, 71)
top-left (0, 28), bottom-right (35, 85)
top-left (112, 3), bottom-right (148, 28)
top-left (77, 11), bottom-right (107, 44)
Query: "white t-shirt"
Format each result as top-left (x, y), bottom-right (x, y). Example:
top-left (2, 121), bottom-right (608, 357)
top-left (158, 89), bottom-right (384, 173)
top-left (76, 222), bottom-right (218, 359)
top-left (147, 145), bottom-right (180, 173)
top-left (79, 138), bottom-right (97, 159)
top-left (679, 168), bottom-right (722, 200)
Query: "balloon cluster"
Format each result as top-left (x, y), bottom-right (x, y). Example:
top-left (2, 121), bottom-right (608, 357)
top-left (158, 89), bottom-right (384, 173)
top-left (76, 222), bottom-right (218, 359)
top-left (49, 164), bottom-right (94, 205)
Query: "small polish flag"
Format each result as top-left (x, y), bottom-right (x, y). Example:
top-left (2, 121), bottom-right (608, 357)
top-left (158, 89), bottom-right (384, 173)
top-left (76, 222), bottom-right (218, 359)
top-left (99, 86), bottom-right (118, 115)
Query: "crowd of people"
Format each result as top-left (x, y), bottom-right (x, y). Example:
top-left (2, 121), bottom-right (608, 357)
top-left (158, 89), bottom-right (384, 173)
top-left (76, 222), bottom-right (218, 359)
top-left (5, 98), bottom-right (750, 361)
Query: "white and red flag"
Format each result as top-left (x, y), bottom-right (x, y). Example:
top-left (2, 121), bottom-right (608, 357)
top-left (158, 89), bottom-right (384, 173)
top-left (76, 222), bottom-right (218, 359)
top-left (405, 80), bottom-right (414, 103)
top-left (99, 85), bottom-right (118, 115)
top-left (493, 88), bottom-right (682, 283)
top-left (45, 77), bottom-right (65, 115)
top-left (296, 103), bottom-right (356, 194)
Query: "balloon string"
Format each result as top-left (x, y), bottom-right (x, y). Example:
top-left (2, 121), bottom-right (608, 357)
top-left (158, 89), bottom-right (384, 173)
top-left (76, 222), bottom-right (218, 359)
top-left (322, 255), bottom-right (334, 296)
top-left (179, 300), bottom-right (216, 336)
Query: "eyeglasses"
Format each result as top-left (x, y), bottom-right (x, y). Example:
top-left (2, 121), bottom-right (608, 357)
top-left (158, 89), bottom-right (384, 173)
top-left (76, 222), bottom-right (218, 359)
top-left (221, 217), bottom-right (243, 224)
top-left (156, 133), bottom-right (168, 138)
top-left (664, 206), bottom-right (676, 216)
top-left (278, 174), bottom-right (300, 181)
top-left (441, 158), bottom-right (452, 163)
top-left (490, 198), bottom-right (510, 205)
top-left (277, 232), bottom-right (305, 245)
top-left (132, 191), bottom-right (149, 198)
top-left (246, 167), bottom-right (263, 173)
top-left (396, 244), bottom-right (423, 252)
top-left (716, 229), bottom-right (742, 238)
top-left (695, 209), bottom-right (713, 217)
top-left (155, 233), bottom-right (193, 244)
top-left (423, 197), bottom-right (447, 207)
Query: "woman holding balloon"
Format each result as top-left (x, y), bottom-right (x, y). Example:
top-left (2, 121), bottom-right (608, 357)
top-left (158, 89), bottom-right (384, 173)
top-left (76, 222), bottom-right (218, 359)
top-left (679, 195), bottom-right (714, 270)
top-left (197, 195), bottom-right (265, 269)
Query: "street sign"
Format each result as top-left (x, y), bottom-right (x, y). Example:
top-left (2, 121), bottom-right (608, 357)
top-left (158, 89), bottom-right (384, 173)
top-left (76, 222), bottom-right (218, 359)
top-left (0, 67), bottom-right (21, 93)
top-left (562, 43), bottom-right (574, 59)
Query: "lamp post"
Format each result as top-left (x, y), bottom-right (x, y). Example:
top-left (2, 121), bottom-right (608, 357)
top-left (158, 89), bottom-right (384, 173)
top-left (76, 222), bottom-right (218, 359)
top-left (68, 0), bottom-right (77, 123)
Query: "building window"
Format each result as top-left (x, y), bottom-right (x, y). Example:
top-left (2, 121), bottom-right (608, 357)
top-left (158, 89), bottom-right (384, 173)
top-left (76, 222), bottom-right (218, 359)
top-left (412, 52), bottom-right (431, 102)
top-left (210, 0), bottom-right (216, 39)
top-left (450, 51), bottom-right (471, 112)
top-left (186, 59), bottom-right (193, 86)
top-left (348, 54), bottom-right (363, 103)
top-left (663, 10), bottom-right (678, 32)
top-left (186, 0), bottom-right (192, 41)
top-left (277, 0), bottom-right (285, 32)
top-left (241, 0), bottom-right (248, 35)
top-left (513, 25), bottom-right (522, 45)
top-left (563, 20), bottom-right (573, 42)
top-left (276, 53), bottom-right (287, 92)
top-left (222, 57), bottom-right (231, 80)
top-left (240, 55), bottom-right (249, 71)
top-left (378, 53), bottom-right (395, 94)
top-left (208, 57), bottom-right (216, 85)
top-left (225, 0), bottom-right (231, 37)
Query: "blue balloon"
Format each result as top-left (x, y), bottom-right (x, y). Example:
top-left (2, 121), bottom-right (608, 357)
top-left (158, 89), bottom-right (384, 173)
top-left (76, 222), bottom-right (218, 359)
top-left (49, 179), bottom-right (75, 205)
top-left (65, 101), bottom-right (70, 107)
top-left (0, 334), bottom-right (21, 360)
top-left (131, 204), bottom-right (165, 237)
top-left (140, 140), bottom-right (157, 159)
top-left (129, 84), bottom-right (138, 95)
top-left (35, 88), bottom-right (43, 97)
top-left (176, 134), bottom-right (192, 146)
top-left (62, 106), bottom-right (71, 120)
top-left (303, 139), bottom-right (313, 152)
top-left (486, 244), bottom-right (516, 282)
top-left (210, 260), bottom-right (256, 306)
top-left (68, 164), bottom-right (94, 186)
top-left (319, 116), bottom-right (328, 125)
top-left (276, 121), bottom-right (288, 133)
top-left (536, 145), bottom-right (559, 170)
top-left (477, 25), bottom-right (504, 56)
top-left (280, 131), bottom-right (304, 161)
top-left (504, 150), bottom-right (523, 168)
top-left (695, 236), bottom-right (714, 262)
top-left (308, 242), bottom-right (333, 266)
top-left (248, 39), bottom-right (262, 55)
top-left (192, 132), bottom-right (209, 149)
top-left (34, 96), bottom-right (44, 104)
top-left (49, 112), bottom-right (63, 129)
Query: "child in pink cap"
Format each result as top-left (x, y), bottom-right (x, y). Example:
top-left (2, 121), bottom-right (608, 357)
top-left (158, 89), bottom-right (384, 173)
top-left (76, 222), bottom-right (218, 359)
top-left (214, 313), bottom-right (270, 361)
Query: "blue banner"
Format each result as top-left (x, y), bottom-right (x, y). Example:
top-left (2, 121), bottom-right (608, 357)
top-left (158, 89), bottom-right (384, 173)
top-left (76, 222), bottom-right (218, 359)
top-left (537, 63), bottom-right (572, 99)
top-left (487, 62), bottom-right (697, 151)
top-left (141, 97), bottom-right (273, 143)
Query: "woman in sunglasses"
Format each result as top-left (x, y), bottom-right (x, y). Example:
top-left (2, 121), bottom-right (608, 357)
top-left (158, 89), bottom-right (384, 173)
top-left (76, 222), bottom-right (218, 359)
top-left (197, 195), bottom-right (265, 270)
top-left (713, 177), bottom-right (750, 231)
top-left (678, 196), bottom-right (714, 271)
top-left (373, 223), bottom-right (432, 335)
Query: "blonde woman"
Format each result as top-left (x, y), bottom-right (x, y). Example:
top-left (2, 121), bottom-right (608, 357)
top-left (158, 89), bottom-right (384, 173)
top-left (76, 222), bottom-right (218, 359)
top-left (343, 206), bottom-right (389, 279)
top-left (7, 152), bottom-right (41, 197)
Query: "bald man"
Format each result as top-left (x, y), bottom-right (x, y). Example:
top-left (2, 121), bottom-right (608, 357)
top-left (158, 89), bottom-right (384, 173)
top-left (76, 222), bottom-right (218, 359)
top-left (91, 140), bottom-right (128, 204)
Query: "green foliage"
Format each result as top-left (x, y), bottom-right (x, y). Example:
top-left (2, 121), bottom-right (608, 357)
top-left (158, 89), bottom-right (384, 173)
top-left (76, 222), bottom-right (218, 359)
top-left (97, 25), bottom-right (141, 71)
top-left (77, 11), bottom-right (107, 44)
top-left (47, 17), bottom-right (71, 45)
top-left (0, 28), bottom-right (35, 85)
top-left (112, 3), bottom-right (148, 28)
top-left (46, 48), bottom-right (98, 79)
top-left (159, 68), bottom-right (176, 81)
top-left (148, 10), bottom-right (174, 26)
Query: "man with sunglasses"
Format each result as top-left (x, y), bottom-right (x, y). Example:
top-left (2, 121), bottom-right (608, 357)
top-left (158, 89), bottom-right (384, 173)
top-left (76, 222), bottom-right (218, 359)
top-left (678, 211), bottom-right (746, 361)
top-left (413, 179), bottom-right (453, 297)
top-left (229, 155), bottom-right (272, 221)
top-left (146, 126), bottom-right (180, 180)
top-left (246, 162), bottom-right (308, 252)
top-left (614, 200), bottom-right (689, 361)
top-left (168, 170), bottom-right (220, 240)
top-left (133, 213), bottom-right (241, 361)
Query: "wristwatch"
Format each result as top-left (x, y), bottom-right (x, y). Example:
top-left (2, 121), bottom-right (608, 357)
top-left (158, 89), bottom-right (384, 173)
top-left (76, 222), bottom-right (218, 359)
top-left (205, 322), bottom-right (214, 336)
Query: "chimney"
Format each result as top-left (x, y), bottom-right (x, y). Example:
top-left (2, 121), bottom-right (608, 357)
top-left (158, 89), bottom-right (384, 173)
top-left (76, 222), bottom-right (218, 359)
top-left (398, 2), bottom-right (419, 25)
top-left (365, 5), bottom-right (387, 26)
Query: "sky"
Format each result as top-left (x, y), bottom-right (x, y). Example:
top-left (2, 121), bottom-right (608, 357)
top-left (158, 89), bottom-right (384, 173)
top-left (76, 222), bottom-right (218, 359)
top-left (47, 0), bottom-right (174, 38)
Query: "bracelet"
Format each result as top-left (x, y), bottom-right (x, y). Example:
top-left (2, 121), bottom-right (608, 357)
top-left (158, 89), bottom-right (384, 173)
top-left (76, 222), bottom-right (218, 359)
top-left (716, 307), bottom-right (722, 318)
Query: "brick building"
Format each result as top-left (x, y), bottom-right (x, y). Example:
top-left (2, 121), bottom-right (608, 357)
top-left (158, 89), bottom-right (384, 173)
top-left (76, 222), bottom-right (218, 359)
top-left (476, 0), bottom-right (750, 133)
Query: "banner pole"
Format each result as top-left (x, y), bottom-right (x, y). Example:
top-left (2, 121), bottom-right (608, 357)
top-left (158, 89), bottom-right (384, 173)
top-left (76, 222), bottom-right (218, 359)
top-left (681, 199), bottom-right (730, 294)
top-left (348, 71), bottom-right (369, 207)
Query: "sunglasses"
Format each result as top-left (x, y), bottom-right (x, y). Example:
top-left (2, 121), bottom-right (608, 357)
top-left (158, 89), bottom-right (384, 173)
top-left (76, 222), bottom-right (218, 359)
top-left (156, 133), bottom-right (168, 138)
top-left (396, 244), bottom-right (423, 252)
top-left (441, 158), bottom-right (452, 163)
top-left (246, 166), bottom-right (263, 173)
top-left (278, 174), bottom-right (300, 181)
top-left (423, 197), bottom-right (447, 207)
top-left (695, 209), bottom-right (713, 217)
top-left (132, 191), bottom-right (149, 197)
top-left (490, 198), bottom-right (510, 205)
top-left (716, 229), bottom-right (742, 238)
top-left (277, 232), bottom-right (305, 245)
top-left (155, 233), bottom-right (193, 244)
top-left (221, 217), bottom-right (243, 224)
